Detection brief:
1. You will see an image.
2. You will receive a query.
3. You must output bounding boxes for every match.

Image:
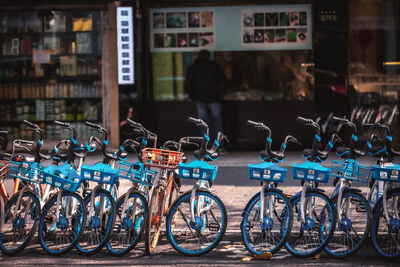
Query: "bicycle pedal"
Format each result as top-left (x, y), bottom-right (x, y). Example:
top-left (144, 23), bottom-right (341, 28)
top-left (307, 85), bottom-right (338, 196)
top-left (207, 223), bottom-right (220, 232)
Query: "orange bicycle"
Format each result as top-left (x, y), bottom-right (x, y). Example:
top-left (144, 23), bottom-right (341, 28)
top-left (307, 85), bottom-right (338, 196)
top-left (142, 145), bottom-right (184, 254)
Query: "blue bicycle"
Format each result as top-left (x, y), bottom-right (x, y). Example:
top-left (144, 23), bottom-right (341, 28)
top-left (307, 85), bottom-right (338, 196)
top-left (241, 120), bottom-right (298, 255)
top-left (285, 116), bottom-right (340, 258)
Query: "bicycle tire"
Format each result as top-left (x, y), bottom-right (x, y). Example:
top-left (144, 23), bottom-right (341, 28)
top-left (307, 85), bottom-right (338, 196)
top-left (371, 191), bottom-right (400, 259)
top-left (0, 190), bottom-right (40, 255)
top-left (325, 191), bottom-right (371, 258)
top-left (285, 190), bottom-right (336, 258)
top-left (106, 189), bottom-right (148, 256)
top-left (38, 191), bottom-right (86, 255)
top-left (241, 189), bottom-right (293, 255)
top-left (166, 189), bottom-right (227, 256)
top-left (77, 188), bottom-right (116, 256)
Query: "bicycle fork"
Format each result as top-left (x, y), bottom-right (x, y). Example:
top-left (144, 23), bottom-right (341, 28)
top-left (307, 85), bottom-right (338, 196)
top-left (190, 180), bottom-right (211, 223)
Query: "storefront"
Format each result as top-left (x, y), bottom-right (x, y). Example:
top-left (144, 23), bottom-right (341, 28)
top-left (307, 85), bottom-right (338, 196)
top-left (128, 0), bottom-right (317, 149)
top-left (0, 0), bottom-right (120, 147)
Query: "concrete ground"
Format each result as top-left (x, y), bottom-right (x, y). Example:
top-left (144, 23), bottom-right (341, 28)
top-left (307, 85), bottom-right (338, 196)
top-left (0, 151), bottom-right (397, 266)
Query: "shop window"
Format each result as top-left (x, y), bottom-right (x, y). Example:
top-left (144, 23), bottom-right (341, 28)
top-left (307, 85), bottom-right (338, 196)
top-left (151, 50), bottom-right (314, 101)
top-left (0, 10), bottom-right (102, 140)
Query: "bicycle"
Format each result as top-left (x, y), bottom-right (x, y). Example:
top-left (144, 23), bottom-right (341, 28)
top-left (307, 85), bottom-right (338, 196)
top-left (241, 120), bottom-right (299, 255)
top-left (37, 121), bottom-right (87, 255)
top-left (364, 122), bottom-right (400, 258)
top-left (106, 136), bottom-right (154, 256)
top-left (165, 116), bottom-right (228, 256)
top-left (0, 120), bottom-right (55, 255)
top-left (131, 122), bottom-right (184, 255)
top-left (325, 116), bottom-right (373, 258)
top-left (285, 116), bottom-right (340, 258)
top-left (76, 121), bottom-right (118, 255)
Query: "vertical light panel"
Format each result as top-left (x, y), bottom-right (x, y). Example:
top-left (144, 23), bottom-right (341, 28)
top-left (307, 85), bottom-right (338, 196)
top-left (117, 6), bottom-right (135, 84)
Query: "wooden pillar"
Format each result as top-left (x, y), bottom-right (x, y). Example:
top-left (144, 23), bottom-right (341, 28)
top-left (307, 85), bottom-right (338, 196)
top-left (102, 1), bottom-right (119, 148)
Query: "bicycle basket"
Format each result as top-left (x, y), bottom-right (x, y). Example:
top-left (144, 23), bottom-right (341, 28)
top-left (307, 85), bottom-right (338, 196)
top-left (81, 163), bottom-right (119, 185)
top-left (248, 162), bottom-right (287, 183)
top-left (43, 164), bottom-right (82, 192)
top-left (331, 159), bottom-right (371, 183)
top-left (0, 160), bottom-right (10, 183)
top-left (141, 148), bottom-right (184, 169)
top-left (292, 162), bottom-right (331, 183)
top-left (8, 161), bottom-right (43, 183)
top-left (179, 160), bottom-right (217, 181)
top-left (118, 160), bottom-right (157, 186)
top-left (372, 163), bottom-right (400, 182)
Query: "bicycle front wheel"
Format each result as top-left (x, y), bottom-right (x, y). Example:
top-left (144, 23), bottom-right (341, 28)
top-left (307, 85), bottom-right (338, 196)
top-left (77, 188), bottom-right (116, 255)
top-left (38, 191), bottom-right (86, 255)
top-left (0, 190), bottom-right (40, 255)
top-left (107, 190), bottom-right (148, 256)
top-left (326, 191), bottom-right (371, 258)
top-left (166, 189), bottom-right (227, 256)
top-left (145, 185), bottom-right (165, 254)
top-left (241, 190), bottom-right (293, 255)
top-left (371, 191), bottom-right (400, 258)
top-left (285, 191), bottom-right (336, 258)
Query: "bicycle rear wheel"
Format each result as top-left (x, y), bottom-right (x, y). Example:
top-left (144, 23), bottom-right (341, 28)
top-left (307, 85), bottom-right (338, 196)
top-left (371, 191), bottom-right (400, 258)
top-left (145, 185), bottom-right (164, 254)
top-left (107, 190), bottom-right (148, 256)
top-left (38, 191), bottom-right (86, 255)
top-left (166, 189), bottom-right (227, 256)
top-left (285, 191), bottom-right (336, 258)
top-left (325, 191), bottom-right (371, 258)
top-left (77, 188), bottom-right (116, 255)
top-left (241, 190), bottom-right (293, 255)
top-left (0, 190), bottom-right (40, 255)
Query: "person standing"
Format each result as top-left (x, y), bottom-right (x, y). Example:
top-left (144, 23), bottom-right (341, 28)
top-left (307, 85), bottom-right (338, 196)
top-left (185, 50), bottom-right (226, 142)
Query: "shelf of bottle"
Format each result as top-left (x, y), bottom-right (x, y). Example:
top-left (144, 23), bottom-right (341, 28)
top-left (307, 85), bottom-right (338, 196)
top-left (0, 119), bottom-right (101, 124)
top-left (0, 97), bottom-right (101, 101)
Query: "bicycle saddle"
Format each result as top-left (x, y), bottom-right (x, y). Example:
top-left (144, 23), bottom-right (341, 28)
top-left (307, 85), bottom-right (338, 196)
top-left (335, 146), bottom-right (365, 158)
top-left (194, 149), bottom-right (218, 161)
top-left (13, 153), bottom-right (35, 162)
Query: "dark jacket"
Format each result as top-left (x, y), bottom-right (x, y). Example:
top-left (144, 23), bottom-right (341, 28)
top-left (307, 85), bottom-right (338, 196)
top-left (185, 57), bottom-right (226, 102)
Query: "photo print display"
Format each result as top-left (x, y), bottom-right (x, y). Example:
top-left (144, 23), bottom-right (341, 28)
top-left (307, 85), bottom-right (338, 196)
top-left (241, 5), bottom-right (311, 49)
top-left (151, 9), bottom-right (215, 51)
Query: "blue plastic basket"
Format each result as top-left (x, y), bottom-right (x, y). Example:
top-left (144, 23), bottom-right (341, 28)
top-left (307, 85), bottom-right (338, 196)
top-left (42, 164), bottom-right (82, 192)
top-left (292, 162), bottom-right (331, 183)
top-left (81, 163), bottom-right (119, 185)
top-left (7, 161), bottom-right (43, 184)
top-left (372, 163), bottom-right (400, 182)
top-left (248, 162), bottom-right (287, 182)
top-left (118, 161), bottom-right (157, 186)
top-left (331, 159), bottom-right (371, 183)
top-left (179, 160), bottom-right (218, 182)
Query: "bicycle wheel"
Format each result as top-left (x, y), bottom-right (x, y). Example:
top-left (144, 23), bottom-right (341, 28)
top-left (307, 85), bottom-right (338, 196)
top-left (285, 190), bottom-right (336, 258)
top-left (371, 191), bottom-right (400, 258)
top-left (166, 189), bottom-right (227, 256)
top-left (145, 185), bottom-right (165, 254)
top-left (106, 190), bottom-right (148, 256)
top-left (241, 190), bottom-right (293, 255)
top-left (77, 188), bottom-right (116, 255)
top-left (326, 191), bottom-right (371, 258)
top-left (38, 191), bottom-right (86, 255)
top-left (0, 190), bottom-right (40, 255)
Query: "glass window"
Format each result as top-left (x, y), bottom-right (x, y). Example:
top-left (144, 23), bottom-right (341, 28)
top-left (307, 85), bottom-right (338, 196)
top-left (151, 50), bottom-right (314, 101)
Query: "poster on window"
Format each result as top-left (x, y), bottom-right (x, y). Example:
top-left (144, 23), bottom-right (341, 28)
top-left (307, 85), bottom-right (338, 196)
top-left (241, 6), bottom-right (311, 49)
top-left (150, 9), bottom-right (215, 52)
top-left (150, 5), bottom-right (311, 52)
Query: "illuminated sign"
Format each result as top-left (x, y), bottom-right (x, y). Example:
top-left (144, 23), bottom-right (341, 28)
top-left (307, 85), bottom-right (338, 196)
top-left (117, 7), bottom-right (134, 84)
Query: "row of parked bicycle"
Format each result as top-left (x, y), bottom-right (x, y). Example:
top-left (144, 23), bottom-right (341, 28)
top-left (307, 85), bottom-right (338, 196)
top-left (0, 115), bottom-right (399, 259)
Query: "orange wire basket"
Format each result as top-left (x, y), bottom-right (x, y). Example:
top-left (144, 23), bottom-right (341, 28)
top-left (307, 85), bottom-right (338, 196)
top-left (0, 160), bottom-right (10, 183)
top-left (141, 148), bottom-right (184, 169)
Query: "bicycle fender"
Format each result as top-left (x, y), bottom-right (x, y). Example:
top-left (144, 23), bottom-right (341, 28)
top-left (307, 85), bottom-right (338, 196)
top-left (331, 188), bottom-right (362, 200)
top-left (291, 188), bottom-right (325, 200)
top-left (371, 187), bottom-right (400, 213)
top-left (165, 188), bottom-right (209, 217)
top-left (241, 188), bottom-right (283, 217)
